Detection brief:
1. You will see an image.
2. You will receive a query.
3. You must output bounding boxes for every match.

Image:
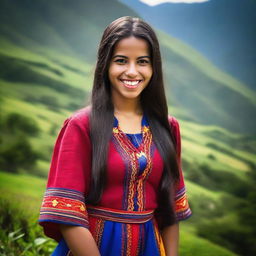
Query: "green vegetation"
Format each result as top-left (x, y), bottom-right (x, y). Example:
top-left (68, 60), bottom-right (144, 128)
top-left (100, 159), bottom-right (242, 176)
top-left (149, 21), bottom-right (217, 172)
top-left (0, 172), bottom-right (56, 255)
top-left (0, 113), bottom-right (40, 173)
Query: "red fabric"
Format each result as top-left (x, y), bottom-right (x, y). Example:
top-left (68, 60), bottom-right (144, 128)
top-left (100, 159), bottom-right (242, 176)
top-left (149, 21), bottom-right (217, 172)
top-left (46, 107), bottom-right (92, 193)
top-left (39, 107), bottom-right (191, 241)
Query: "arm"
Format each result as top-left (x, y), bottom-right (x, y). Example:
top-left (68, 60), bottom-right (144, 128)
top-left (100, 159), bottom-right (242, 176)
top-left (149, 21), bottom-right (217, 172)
top-left (161, 223), bottom-right (179, 256)
top-left (60, 225), bottom-right (100, 256)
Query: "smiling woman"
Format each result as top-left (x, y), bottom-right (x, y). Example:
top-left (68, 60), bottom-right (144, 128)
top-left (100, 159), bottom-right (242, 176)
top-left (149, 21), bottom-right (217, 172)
top-left (109, 36), bottom-right (153, 106)
top-left (38, 16), bottom-right (192, 256)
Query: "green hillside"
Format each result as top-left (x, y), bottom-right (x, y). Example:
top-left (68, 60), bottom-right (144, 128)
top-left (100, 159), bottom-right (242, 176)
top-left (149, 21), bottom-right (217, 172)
top-left (0, 0), bottom-right (255, 255)
top-left (1, 0), bottom-right (256, 134)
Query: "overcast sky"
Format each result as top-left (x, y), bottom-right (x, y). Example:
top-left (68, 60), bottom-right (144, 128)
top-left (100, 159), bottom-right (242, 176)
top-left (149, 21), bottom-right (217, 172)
top-left (139, 0), bottom-right (209, 6)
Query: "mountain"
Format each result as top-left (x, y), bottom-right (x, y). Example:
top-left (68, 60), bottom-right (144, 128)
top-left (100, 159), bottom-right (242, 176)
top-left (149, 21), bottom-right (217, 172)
top-left (120, 0), bottom-right (256, 90)
top-left (1, 0), bottom-right (256, 134)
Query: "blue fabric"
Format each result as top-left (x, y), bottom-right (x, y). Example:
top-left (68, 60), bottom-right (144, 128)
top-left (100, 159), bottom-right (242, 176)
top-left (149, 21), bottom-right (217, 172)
top-left (126, 133), bottom-right (143, 148)
top-left (51, 238), bottom-right (69, 256)
top-left (143, 221), bottom-right (161, 256)
top-left (125, 133), bottom-right (147, 176)
top-left (51, 220), bottom-right (161, 256)
top-left (99, 220), bottom-right (123, 256)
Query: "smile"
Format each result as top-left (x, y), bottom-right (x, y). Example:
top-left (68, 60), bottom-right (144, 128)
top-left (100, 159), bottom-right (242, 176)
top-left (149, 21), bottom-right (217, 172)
top-left (120, 79), bottom-right (142, 88)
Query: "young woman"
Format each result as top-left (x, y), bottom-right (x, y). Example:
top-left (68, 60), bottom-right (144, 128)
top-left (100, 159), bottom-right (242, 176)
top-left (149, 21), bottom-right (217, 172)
top-left (39, 16), bottom-right (192, 256)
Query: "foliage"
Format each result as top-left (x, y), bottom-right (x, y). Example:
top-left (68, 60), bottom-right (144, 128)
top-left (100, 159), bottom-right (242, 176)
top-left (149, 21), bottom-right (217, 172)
top-left (25, 95), bottom-right (61, 112)
top-left (0, 113), bottom-right (40, 173)
top-left (0, 54), bottom-right (86, 101)
top-left (184, 160), bottom-right (250, 197)
top-left (196, 168), bottom-right (256, 256)
top-left (0, 198), bottom-right (56, 255)
top-left (0, 136), bottom-right (39, 173)
top-left (2, 112), bottom-right (40, 136)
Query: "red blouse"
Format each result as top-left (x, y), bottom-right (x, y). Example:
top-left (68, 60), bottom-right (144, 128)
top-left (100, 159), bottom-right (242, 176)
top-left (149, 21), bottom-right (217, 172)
top-left (39, 107), bottom-right (192, 241)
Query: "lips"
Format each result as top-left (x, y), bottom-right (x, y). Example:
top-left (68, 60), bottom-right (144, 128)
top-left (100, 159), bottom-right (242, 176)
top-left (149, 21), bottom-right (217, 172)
top-left (120, 79), bottom-right (142, 88)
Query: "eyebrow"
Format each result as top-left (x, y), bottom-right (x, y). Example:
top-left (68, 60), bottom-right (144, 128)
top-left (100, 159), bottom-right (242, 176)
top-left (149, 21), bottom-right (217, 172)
top-left (112, 55), bottom-right (151, 59)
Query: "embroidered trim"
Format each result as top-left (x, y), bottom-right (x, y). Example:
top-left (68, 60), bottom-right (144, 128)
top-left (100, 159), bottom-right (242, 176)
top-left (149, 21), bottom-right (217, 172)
top-left (175, 187), bottom-right (192, 220)
top-left (126, 224), bottom-right (132, 256)
top-left (94, 218), bottom-right (104, 247)
top-left (112, 119), bottom-right (153, 211)
top-left (39, 188), bottom-right (89, 228)
top-left (87, 205), bottom-right (154, 223)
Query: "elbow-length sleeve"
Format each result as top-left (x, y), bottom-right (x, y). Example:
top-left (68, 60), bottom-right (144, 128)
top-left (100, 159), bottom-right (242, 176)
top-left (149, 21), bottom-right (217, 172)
top-left (39, 110), bottom-right (92, 241)
top-left (169, 116), bottom-right (192, 221)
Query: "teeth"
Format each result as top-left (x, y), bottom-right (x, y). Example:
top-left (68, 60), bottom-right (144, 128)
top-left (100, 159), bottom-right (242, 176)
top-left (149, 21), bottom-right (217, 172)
top-left (122, 80), bottom-right (140, 86)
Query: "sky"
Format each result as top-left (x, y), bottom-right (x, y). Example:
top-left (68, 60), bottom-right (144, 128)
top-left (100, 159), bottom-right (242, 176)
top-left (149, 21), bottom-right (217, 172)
top-left (139, 0), bottom-right (209, 6)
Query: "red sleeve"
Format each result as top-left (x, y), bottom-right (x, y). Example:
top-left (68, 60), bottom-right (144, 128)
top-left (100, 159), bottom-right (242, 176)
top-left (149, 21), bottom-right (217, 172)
top-left (169, 116), bottom-right (192, 221)
top-left (39, 109), bottom-right (92, 241)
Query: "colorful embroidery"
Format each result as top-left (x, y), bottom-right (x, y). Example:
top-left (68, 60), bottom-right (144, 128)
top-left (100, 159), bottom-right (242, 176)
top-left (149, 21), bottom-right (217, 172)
top-left (87, 205), bottom-right (154, 223)
top-left (39, 188), bottom-right (89, 228)
top-left (175, 187), bottom-right (192, 220)
top-left (112, 116), bottom-right (153, 211)
top-left (94, 218), bottom-right (104, 247)
top-left (126, 224), bottom-right (132, 256)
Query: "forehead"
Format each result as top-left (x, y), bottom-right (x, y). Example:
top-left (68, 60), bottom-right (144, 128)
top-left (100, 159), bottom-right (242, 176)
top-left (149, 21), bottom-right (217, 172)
top-left (113, 36), bottom-right (150, 56)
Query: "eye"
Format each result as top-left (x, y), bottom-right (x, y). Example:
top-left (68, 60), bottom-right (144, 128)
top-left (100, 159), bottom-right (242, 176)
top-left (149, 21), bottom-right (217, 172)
top-left (137, 59), bottom-right (150, 65)
top-left (114, 58), bottom-right (127, 64)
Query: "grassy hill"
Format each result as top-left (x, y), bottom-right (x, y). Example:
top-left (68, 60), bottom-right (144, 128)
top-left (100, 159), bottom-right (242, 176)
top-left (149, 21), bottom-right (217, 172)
top-left (1, 0), bottom-right (256, 134)
top-left (0, 0), bottom-right (255, 255)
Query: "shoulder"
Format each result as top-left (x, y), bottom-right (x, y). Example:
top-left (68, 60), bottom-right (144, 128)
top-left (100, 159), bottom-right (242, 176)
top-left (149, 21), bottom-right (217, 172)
top-left (63, 106), bottom-right (91, 132)
top-left (168, 115), bottom-right (180, 131)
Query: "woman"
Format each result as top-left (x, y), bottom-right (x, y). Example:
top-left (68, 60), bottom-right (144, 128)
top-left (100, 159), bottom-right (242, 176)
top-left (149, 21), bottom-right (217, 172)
top-left (39, 16), bottom-right (192, 256)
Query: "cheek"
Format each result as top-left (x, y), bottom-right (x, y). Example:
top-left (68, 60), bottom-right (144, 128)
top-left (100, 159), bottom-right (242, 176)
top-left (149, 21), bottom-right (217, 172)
top-left (109, 65), bottom-right (125, 77)
top-left (145, 67), bottom-right (153, 80)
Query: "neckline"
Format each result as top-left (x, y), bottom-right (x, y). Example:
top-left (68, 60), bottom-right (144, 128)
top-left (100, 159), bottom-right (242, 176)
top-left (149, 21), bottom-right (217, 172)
top-left (125, 132), bottom-right (142, 136)
top-left (113, 114), bottom-right (148, 134)
top-left (113, 114), bottom-right (150, 153)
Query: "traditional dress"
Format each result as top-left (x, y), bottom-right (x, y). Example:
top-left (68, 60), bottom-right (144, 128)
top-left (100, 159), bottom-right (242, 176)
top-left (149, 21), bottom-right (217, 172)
top-left (39, 107), bottom-right (192, 256)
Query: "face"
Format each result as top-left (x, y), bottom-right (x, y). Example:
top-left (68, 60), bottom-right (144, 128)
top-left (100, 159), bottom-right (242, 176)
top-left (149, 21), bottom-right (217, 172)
top-left (108, 36), bottom-right (153, 103)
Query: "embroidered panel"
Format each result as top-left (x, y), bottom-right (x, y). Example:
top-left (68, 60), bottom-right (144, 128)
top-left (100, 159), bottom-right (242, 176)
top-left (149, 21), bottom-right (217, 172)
top-left (39, 187), bottom-right (89, 228)
top-left (112, 118), bottom-right (153, 212)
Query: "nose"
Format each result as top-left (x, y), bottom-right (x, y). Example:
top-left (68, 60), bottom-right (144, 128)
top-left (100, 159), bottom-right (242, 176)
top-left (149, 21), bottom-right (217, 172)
top-left (125, 62), bottom-right (138, 77)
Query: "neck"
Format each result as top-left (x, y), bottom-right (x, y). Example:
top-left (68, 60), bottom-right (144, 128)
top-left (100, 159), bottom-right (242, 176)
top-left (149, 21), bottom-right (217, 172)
top-left (112, 95), bottom-right (142, 116)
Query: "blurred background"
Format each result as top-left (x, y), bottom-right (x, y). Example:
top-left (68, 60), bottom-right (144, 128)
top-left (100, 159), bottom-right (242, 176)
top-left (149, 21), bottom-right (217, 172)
top-left (0, 0), bottom-right (255, 255)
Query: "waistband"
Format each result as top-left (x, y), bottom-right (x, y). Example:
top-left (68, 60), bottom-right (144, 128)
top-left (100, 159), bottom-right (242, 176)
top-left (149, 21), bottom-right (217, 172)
top-left (87, 205), bottom-right (154, 224)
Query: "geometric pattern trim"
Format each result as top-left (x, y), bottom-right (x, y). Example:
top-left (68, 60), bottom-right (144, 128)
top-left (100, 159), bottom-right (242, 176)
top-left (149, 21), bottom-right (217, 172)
top-left (39, 187), bottom-right (89, 228)
top-left (175, 187), bottom-right (192, 221)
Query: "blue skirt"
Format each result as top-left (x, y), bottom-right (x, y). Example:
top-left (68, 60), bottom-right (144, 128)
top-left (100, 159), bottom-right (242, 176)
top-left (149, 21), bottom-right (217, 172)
top-left (52, 206), bottom-right (166, 256)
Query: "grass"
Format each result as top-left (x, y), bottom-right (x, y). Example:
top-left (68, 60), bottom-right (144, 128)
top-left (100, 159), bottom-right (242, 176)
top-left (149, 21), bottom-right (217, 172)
top-left (180, 229), bottom-right (237, 256)
top-left (0, 172), bottom-right (46, 215)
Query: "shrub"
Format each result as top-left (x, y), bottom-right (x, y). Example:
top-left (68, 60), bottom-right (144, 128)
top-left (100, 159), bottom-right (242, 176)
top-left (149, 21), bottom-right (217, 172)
top-left (0, 198), bottom-right (56, 255)
top-left (186, 161), bottom-right (249, 197)
top-left (197, 219), bottom-right (255, 256)
top-left (4, 113), bottom-right (40, 136)
top-left (0, 136), bottom-right (39, 173)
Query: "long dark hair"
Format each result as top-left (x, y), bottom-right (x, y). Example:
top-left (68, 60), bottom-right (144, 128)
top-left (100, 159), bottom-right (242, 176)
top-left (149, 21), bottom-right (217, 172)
top-left (87, 16), bottom-right (180, 228)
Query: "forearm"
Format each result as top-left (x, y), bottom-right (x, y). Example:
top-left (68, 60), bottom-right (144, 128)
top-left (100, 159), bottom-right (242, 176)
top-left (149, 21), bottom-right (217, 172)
top-left (60, 225), bottom-right (100, 256)
top-left (161, 223), bottom-right (179, 256)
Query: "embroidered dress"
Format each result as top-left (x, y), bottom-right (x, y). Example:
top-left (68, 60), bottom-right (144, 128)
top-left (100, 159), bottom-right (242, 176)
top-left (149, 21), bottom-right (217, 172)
top-left (39, 107), bottom-right (192, 256)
